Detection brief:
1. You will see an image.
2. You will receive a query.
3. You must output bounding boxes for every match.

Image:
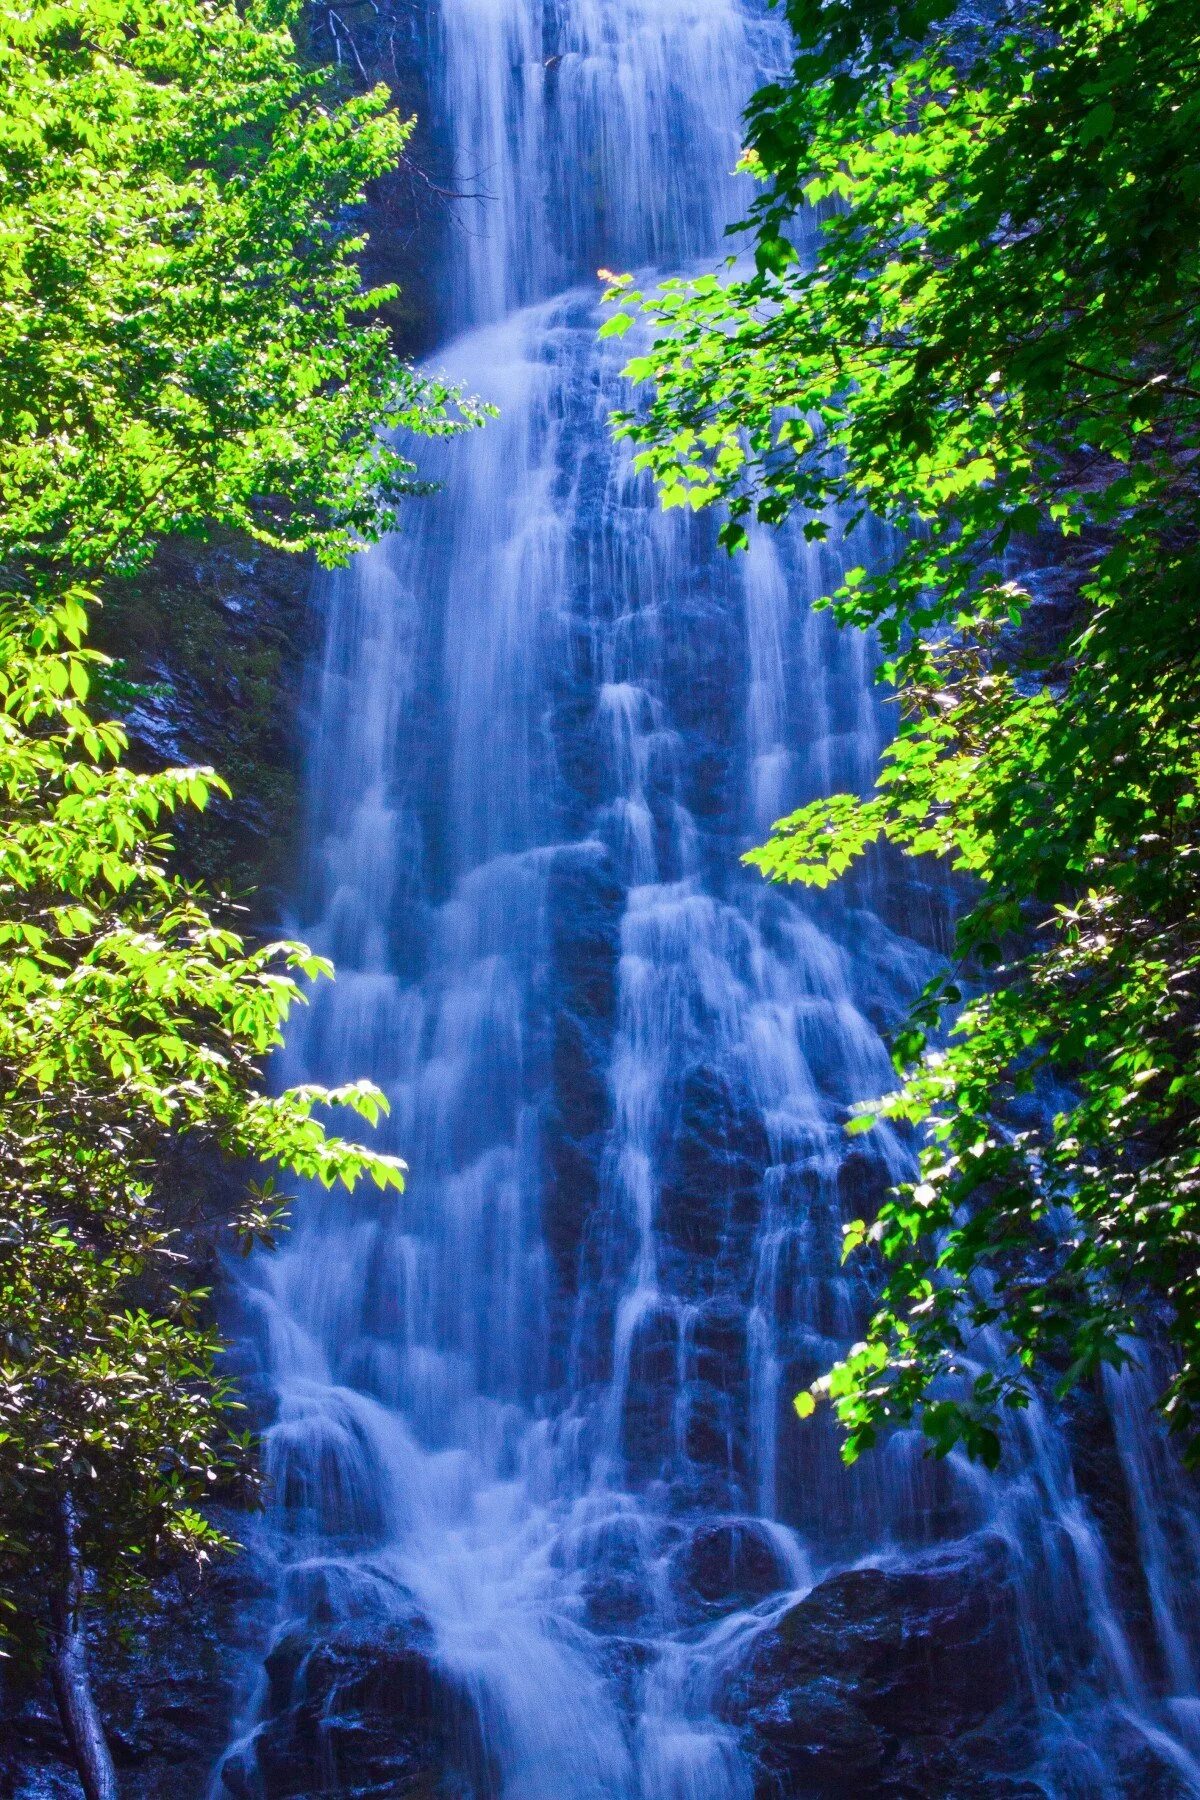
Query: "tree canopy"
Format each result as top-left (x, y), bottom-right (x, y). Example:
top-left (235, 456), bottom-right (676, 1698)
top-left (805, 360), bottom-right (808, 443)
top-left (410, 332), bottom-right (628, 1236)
top-left (606, 0), bottom-right (1200, 1466)
top-left (0, 2), bottom-right (477, 1787)
top-left (0, 0), bottom-right (472, 579)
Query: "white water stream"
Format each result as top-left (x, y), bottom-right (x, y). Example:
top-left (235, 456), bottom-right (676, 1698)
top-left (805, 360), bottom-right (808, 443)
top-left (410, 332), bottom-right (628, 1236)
top-left (217, 5), bottom-right (1200, 1795)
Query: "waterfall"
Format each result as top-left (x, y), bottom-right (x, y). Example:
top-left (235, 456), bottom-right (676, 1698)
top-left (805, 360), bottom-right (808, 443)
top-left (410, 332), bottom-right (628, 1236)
top-left (216, 4), bottom-right (1200, 1796)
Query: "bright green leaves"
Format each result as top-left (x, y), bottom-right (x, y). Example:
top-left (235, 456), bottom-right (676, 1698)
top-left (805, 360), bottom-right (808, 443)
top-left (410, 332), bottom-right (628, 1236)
top-left (0, 0), bottom-right (485, 578)
top-left (755, 232), bottom-right (798, 277)
top-left (616, 0), bottom-right (1200, 1467)
top-left (745, 792), bottom-right (890, 887)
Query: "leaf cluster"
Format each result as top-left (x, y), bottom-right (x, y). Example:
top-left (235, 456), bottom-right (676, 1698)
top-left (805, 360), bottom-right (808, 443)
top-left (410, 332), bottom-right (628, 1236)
top-left (0, 0), bottom-right (484, 577)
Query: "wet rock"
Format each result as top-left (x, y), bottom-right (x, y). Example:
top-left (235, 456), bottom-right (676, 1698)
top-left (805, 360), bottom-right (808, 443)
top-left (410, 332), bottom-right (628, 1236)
top-left (590, 1634), bottom-right (657, 1720)
top-left (691, 1301), bottom-right (750, 1398)
top-left (226, 1619), bottom-right (484, 1800)
top-left (547, 846), bottom-right (623, 1029)
top-left (1113, 1739), bottom-right (1198, 1799)
top-left (659, 1066), bottom-right (770, 1277)
top-left (1062, 1380), bottom-right (1163, 1683)
top-left (551, 1010), bottom-right (609, 1138)
top-left (620, 1303), bottom-right (681, 1483)
top-left (1, 1544), bottom-right (272, 1800)
top-left (544, 1009), bottom-right (609, 1277)
top-left (94, 528), bottom-right (320, 909)
top-left (542, 847), bottom-right (622, 1297)
top-left (582, 1571), bottom-right (653, 1632)
top-left (680, 1380), bottom-right (745, 1495)
top-left (775, 1388), bottom-right (983, 1554)
top-left (551, 684), bottom-right (608, 821)
top-left (673, 1521), bottom-right (794, 1616)
top-left (661, 573), bottom-right (743, 821)
top-left (721, 1552), bottom-right (1027, 1798)
top-left (848, 842), bottom-right (957, 961)
top-left (574, 1513), bottom-right (673, 1636)
top-left (773, 1365), bottom-right (881, 1550)
top-left (834, 1147), bottom-right (893, 1220)
top-left (674, 1305), bottom-right (752, 1496)
top-left (543, 1124), bottom-right (603, 1286)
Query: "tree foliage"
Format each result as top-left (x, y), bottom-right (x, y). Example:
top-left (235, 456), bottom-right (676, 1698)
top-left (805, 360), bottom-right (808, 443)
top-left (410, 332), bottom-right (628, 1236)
top-left (608, 0), bottom-right (1200, 1466)
top-left (0, 0), bottom-right (476, 1714)
top-left (0, 0), bottom-right (473, 577)
top-left (0, 585), bottom-right (405, 1640)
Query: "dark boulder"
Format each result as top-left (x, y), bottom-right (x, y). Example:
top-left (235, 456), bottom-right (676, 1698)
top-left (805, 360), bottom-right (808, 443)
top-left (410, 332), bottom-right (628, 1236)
top-left (222, 1620), bottom-right (485, 1800)
top-left (721, 1552), bottom-right (1032, 1798)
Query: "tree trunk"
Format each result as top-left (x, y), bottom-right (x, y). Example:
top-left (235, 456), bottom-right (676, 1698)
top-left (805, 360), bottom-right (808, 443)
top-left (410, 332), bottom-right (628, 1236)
top-left (49, 1491), bottom-right (119, 1800)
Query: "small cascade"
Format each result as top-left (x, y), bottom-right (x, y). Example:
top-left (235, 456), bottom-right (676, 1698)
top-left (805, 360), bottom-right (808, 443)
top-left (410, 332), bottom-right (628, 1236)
top-left (216, 4), bottom-right (1200, 1796)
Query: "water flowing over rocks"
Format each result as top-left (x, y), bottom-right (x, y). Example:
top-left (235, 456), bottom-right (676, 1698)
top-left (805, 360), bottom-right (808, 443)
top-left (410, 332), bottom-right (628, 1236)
top-left (193, 4), bottom-right (1200, 1799)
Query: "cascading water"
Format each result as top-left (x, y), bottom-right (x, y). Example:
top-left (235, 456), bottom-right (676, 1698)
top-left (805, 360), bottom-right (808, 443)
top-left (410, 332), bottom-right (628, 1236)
top-left (217, 4), bottom-right (1200, 1796)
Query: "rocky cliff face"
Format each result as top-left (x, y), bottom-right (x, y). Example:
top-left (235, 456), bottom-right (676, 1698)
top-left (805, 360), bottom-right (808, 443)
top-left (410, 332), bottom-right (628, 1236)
top-left (2, 1547), bottom-right (273, 1800)
top-left (96, 530), bottom-right (321, 907)
top-left (719, 1549), bottom-right (1199, 1799)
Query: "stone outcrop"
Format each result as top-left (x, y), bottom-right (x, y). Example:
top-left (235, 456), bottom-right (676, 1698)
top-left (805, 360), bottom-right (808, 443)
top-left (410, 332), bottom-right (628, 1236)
top-left (1, 1549), bottom-right (271, 1800)
top-left (217, 1620), bottom-right (484, 1800)
top-left (719, 1554), bottom-right (1037, 1799)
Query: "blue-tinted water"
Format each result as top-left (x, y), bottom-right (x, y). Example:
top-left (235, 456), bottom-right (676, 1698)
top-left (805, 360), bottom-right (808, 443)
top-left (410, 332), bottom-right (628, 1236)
top-left (218, 6), bottom-right (1200, 1794)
